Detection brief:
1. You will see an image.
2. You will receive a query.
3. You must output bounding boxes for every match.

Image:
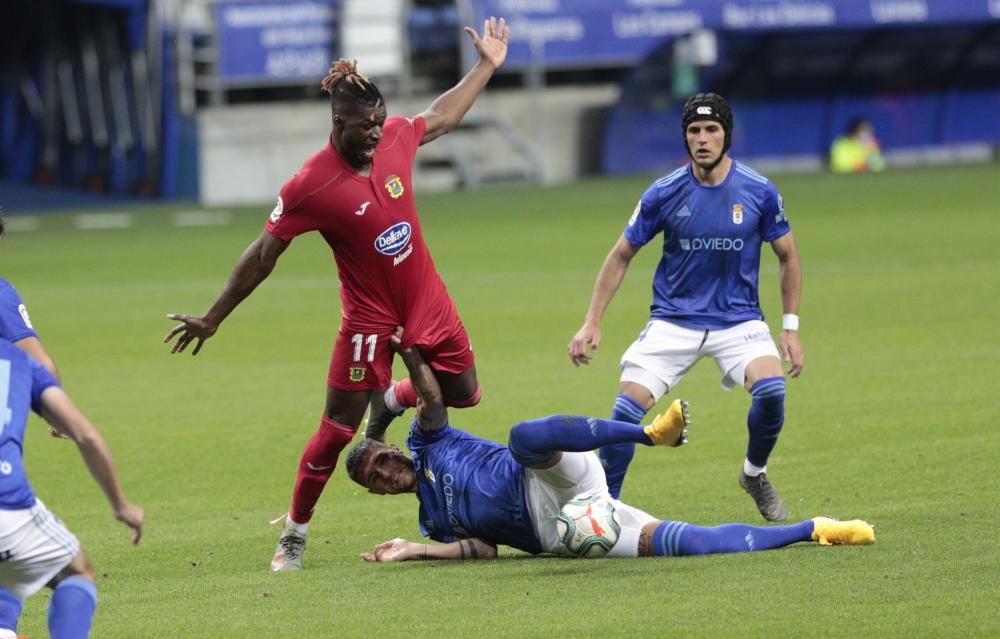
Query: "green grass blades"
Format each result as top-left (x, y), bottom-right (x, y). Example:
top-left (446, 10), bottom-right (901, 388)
top-left (3, 162), bottom-right (999, 637)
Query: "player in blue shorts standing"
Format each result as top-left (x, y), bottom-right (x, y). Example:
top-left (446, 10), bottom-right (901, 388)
top-left (567, 93), bottom-right (804, 521)
top-left (0, 338), bottom-right (144, 638)
top-left (346, 332), bottom-right (870, 562)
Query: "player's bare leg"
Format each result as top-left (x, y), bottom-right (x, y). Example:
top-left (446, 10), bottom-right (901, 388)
top-left (435, 365), bottom-right (480, 407)
top-left (272, 387), bottom-right (369, 571)
top-left (739, 356), bottom-right (789, 522)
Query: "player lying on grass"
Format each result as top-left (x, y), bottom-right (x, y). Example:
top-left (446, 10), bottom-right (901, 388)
top-left (346, 330), bottom-right (874, 562)
top-left (0, 338), bottom-right (143, 638)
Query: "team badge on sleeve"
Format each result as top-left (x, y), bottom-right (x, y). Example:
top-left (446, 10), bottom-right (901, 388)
top-left (628, 201), bottom-right (641, 226)
top-left (18, 304), bottom-right (33, 329)
top-left (384, 175), bottom-right (404, 199)
top-left (348, 366), bottom-right (366, 382)
top-left (775, 194), bottom-right (788, 224)
top-left (269, 196), bottom-right (284, 223)
top-left (732, 203), bottom-right (743, 225)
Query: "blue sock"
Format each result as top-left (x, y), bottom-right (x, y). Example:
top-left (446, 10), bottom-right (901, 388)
top-left (652, 519), bottom-right (814, 556)
top-left (746, 377), bottom-right (785, 468)
top-left (507, 413), bottom-right (653, 466)
top-left (599, 394), bottom-right (648, 499)
top-left (0, 587), bottom-right (22, 634)
top-left (48, 576), bottom-right (97, 639)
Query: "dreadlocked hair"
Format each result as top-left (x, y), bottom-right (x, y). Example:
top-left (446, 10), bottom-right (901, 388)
top-left (321, 59), bottom-right (384, 114)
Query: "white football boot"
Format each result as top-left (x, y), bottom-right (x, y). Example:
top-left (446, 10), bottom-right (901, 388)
top-left (270, 513), bottom-right (307, 572)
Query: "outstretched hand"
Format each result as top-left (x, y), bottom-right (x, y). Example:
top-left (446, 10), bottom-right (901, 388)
top-left (464, 16), bottom-right (509, 71)
top-left (567, 323), bottom-right (601, 367)
top-left (361, 538), bottom-right (417, 563)
top-left (115, 503), bottom-right (145, 545)
top-left (164, 314), bottom-right (218, 355)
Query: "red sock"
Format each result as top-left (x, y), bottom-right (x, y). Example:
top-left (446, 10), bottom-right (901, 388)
top-left (289, 417), bottom-right (357, 523)
top-left (393, 378), bottom-right (419, 408)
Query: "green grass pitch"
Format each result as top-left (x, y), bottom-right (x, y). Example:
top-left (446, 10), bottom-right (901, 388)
top-left (4, 163), bottom-right (999, 637)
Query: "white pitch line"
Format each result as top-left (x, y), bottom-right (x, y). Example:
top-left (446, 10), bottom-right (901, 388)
top-left (3, 216), bottom-right (41, 232)
top-left (172, 210), bottom-right (232, 227)
top-left (74, 212), bottom-right (133, 230)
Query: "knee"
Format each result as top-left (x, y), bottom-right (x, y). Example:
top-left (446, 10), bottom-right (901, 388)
top-left (445, 384), bottom-right (481, 409)
top-left (750, 377), bottom-right (785, 419)
top-left (507, 420), bottom-right (553, 466)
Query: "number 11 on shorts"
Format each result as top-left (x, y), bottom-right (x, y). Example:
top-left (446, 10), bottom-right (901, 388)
top-left (351, 333), bottom-right (377, 362)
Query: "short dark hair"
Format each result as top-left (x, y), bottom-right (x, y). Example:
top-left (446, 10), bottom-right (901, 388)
top-left (344, 438), bottom-right (386, 486)
top-left (320, 59), bottom-right (384, 116)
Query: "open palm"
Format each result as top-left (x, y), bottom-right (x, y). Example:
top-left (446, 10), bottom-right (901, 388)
top-left (465, 16), bottom-right (510, 70)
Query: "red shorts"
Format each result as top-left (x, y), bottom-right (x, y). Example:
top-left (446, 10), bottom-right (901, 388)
top-left (327, 319), bottom-right (475, 391)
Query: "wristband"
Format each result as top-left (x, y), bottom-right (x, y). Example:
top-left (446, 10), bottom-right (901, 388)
top-left (782, 314), bottom-right (799, 331)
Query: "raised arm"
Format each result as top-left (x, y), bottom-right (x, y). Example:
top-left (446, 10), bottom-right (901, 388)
top-left (164, 230), bottom-right (289, 355)
top-left (390, 330), bottom-right (447, 430)
top-left (418, 16), bottom-right (509, 145)
top-left (771, 231), bottom-right (804, 377)
top-left (38, 386), bottom-right (144, 544)
top-left (567, 234), bottom-right (641, 366)
top-left (361, 536), bottom-right (498, 562)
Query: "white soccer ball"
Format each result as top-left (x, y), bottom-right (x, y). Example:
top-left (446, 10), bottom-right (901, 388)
top-left (556, 494), bottom-right (622, 558)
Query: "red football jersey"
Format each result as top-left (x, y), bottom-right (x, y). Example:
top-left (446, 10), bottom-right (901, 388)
top-left (265, 116), bottom-right (458, 343)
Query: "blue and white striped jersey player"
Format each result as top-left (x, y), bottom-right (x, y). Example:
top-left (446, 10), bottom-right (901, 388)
top-left (346, 330), bottom-right (871, 563)
top-left (0, 339), bottom-right (144, 638)
top-left (568, 93), bottom-right (804, 521)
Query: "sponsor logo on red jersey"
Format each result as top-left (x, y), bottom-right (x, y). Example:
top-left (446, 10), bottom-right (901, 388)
top-left (374, 222), bottom-right (412, 256)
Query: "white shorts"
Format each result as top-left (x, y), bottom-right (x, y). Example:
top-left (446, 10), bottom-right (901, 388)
top-left (523, 452), bottom-right (656, 555)
top-left (0, 499), bottom-right (80, 599)
top-left (620, 319), bottom-right (781, 398)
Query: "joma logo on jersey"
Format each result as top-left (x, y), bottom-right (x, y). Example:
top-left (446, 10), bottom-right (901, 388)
top-left (348, 366), bottom-right (366, 382)
top-left (269, 196), bottom-right (284, 223)
top-left (374, 222), bottom-right (412, 256)
top-left (679, 238), bottom-right (745, 251)
top-left (732, 204), bottom-right (743, 224)
top-left (384, 175), bottom-right (404, 199)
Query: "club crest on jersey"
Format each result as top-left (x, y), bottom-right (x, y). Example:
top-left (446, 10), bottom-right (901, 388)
top-left (732, 203), bottom-right (744, 225)
top-left (269, 196), bottom-right (284, 223)
top-left (374, 222), bottom-right (412, 256)
top-left (348, 366), bottom-right (366, 382)
top-left (384, 175), bottom-right (404, 199)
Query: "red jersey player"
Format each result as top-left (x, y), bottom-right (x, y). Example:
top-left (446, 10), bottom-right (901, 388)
top-left (164, 17), bottom-right (510, 571)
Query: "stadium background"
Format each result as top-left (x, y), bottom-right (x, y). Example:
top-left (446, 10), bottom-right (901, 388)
top-left (1, 1), bottom-right (998, 637)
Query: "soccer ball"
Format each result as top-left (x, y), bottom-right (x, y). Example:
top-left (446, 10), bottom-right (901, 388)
top-left (556, 494), bottom-right (622, 558)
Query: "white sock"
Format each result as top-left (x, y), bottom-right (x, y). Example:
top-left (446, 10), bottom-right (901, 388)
top-left (743, 459), bottom-right (767, 477)
top-left (285, 514), bottom-right (309, 534)
top-left (384, 383), bottom-right (403, 414)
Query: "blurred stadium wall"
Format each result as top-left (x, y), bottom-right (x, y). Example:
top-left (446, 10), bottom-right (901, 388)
top-left (1, 1), bottom-right (998, 209)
